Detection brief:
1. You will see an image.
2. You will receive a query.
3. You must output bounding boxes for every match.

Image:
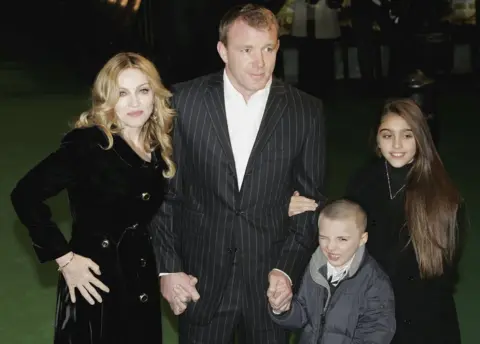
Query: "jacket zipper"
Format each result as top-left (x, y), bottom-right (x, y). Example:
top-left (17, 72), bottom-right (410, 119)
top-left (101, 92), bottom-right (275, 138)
top-left (319, 281), bottom-right (347, 343)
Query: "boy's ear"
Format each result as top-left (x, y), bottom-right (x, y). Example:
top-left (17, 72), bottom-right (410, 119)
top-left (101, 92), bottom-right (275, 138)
top-left (359, 232), bottom-right (368, 246)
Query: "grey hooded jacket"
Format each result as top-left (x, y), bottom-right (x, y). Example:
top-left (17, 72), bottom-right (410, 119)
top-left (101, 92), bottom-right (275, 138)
top-left (271, 245), bottom-right (396, 344)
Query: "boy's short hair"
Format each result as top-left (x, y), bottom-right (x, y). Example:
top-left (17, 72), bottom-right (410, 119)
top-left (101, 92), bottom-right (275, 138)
top-left (319, 199), bottom-right (367, 232)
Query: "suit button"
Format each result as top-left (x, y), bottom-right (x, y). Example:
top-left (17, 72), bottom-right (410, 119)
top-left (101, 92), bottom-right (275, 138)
top-left (139, 293), bottom-right (149, 303)
top-left (408, 276), bottom-right (415, 281)
top-left (101, 239), bottom-right (110, 248)
top-left (140, 258), bottom-right (147, 267)
top-left (403, 319), bottom-right (412, 325)
top-left (141, 192), bottom-right (151, 201)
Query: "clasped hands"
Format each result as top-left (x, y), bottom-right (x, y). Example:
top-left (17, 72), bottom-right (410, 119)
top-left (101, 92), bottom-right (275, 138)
top-left (160, 272), bottom-right (200, 315)
top-left (267, 269), bottom-right (293, 314)
top-left (161, 270), bottom-right (292, 316)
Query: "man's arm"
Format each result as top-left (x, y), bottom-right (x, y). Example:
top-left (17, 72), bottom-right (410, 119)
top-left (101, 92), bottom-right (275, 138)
top-left (275, 99), bottom-right (326, 286)
top-left (148, 95), bottom-right (201, 314)
top-left (149, 99), bottom-right (184, 275)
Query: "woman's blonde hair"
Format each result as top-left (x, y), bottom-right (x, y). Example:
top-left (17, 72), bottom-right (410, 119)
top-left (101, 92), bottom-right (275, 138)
top-left (75, 52), bottom-right (175, 178)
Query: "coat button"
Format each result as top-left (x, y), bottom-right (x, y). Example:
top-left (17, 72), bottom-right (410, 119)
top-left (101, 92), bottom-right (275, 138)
top-left (139, 293), bottom-right (149, 303)
top-left (141, 192), bottom-right (151, 201)
top-left (140, 258), bottom-right (147, 267)
top-left (101, 239), bottom-right (110, 248)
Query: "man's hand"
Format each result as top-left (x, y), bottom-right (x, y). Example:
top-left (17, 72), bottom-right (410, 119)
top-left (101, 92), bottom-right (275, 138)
top-left (267, 270), bottom-right (293, 314)
top-left (160, 272), bottom-right (200, 315)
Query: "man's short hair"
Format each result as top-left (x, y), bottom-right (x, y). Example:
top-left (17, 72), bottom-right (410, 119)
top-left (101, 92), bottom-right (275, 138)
top-left (218, 4), bottom-right (279, 45)
top-left (319, 199), bottom-right (367, 232)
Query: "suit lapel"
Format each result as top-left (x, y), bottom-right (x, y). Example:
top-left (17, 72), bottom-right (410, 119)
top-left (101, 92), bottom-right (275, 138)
top-left (204, 72), bottom-right (236, 167)
top-left (245, 78), bottom-right (288, 174)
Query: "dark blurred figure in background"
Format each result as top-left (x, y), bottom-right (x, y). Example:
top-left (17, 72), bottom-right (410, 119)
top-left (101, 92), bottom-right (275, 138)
top-left (351, 0), bottom-right (451, 94)
top-left (289, 0), bottom-right (342, 99)
top-left (350, 0), bottom-right (450, 145)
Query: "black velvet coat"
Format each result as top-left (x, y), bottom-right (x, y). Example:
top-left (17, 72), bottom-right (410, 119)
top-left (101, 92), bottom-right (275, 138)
top-left (345, 158), bottom-right (463, 344)
top-left (11, 126), bottom-right (165, 344)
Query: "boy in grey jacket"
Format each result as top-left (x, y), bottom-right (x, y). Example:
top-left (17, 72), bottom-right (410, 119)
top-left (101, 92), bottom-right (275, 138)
top-left (269, 199), bottom-right (396, 344)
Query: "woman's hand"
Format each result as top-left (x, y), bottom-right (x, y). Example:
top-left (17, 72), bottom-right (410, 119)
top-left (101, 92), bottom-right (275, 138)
top-left (56, 252), bottom-right (110, 305)
top-left (288, 191), bottom-right (318, 217)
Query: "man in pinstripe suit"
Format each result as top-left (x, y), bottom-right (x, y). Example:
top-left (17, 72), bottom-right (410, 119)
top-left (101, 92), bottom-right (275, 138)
top-left (151, 4), bottom-right (326, 343)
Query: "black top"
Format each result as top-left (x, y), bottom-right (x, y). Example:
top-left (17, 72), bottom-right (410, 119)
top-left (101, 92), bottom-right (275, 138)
top-left (345, 158), bottom-right (463, 344)
top-left (10, 125), bottom-right (166, 344)
top-left (11, 125), bottom-right (166, 262)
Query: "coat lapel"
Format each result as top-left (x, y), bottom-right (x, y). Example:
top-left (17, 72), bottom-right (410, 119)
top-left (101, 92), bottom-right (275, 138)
top-left (204, 72), bottom-right (236, 169)
top-left (245, 78), bottom-right (288, 174)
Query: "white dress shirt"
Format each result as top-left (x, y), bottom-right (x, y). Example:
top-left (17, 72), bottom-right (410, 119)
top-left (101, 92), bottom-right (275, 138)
top-left (223, 70), bottom-right (271, 189)
top-left (224, 71), bottom-right (291, 284)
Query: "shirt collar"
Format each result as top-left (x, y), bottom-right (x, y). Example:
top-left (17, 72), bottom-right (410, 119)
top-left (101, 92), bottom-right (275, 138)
top-left (327, 253), bottom-right (355, 279)
top-left (223, 69), bottom-right (272, 103)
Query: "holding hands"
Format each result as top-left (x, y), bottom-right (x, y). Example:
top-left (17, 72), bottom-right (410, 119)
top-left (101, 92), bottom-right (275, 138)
top-left (160, 189), bottom-right (317, 316)
top-left (267, 270), bottom-right (293, 314)
top-left (160, 273), bottom-right (200, 315)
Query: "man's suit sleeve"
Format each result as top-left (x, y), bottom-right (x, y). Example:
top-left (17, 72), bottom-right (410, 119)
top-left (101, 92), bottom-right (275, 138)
top-left (149, 96), bottom-right (184, 275)
top-left (275, 98), bottom-right (326, 286)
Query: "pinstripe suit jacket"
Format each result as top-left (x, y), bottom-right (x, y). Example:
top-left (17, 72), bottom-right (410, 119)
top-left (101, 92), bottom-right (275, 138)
top-left (151, 71), bottom-right (326, 325)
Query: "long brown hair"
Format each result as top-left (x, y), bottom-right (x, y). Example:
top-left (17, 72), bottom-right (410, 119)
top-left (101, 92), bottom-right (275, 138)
top-left (378, 99), bottom-right (461, 278)
top-left (75, 52), bottom-right (176, 178)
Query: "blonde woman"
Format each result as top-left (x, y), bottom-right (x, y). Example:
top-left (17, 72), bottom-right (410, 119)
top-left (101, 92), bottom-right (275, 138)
top-left (11, 52), bottom-right (177, 344)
